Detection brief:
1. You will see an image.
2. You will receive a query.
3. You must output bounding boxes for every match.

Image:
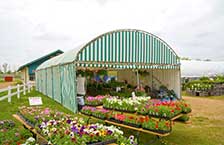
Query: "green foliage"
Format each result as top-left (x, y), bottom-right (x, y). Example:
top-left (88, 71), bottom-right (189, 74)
top-left (97, 70), bottom-right (108, 76)
top-left (177, 114), bottom-right (190, 122)
top-left (77, 70), bottom-right (94, 77)
top-left (135, 91), bottom-right (146, 96)
top-left (186, 75), bottom-right (224, 91)
top-left (199, 76), bottom-right (210, 81)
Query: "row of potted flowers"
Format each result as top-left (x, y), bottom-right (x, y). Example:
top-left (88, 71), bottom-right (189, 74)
top-left (108, 113), bottom-right (171, 134)
top-left (18, 106), bottom-right (137, 145)
top-left (85, 95), bottom-right (107, 106)
top-left (102, 96), bottom-right (151, 113)
top-left (80, 107), bottom-right (171, 134)
top-left (137, 100), bottom-right (191, 119)
top-left (81, 106), bottom-right (111, 119)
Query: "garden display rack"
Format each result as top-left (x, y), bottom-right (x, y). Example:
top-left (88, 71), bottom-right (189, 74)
top-left (80, 105), bottom-right (189, 145)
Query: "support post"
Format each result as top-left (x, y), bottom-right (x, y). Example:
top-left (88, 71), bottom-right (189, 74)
top-left (136, 70), bottom-right (140, 88)
top-left (17, 84), bottom-right (20, 99)
top-left (8, 86), bottom-right (11, 103)
top-left (28, 82), bottom-right (30, 93)
top-left (23, 83), bottom-right (26, 95)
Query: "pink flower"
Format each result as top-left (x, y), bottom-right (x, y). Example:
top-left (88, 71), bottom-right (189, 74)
top-left (44, 108), bottom-right (50, 115)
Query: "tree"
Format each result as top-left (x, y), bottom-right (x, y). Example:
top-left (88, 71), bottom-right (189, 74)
top-left (2, 63), bottom-right (8, 74)
top-left (181, 57), bottom-right (191, 60)
top-left (0, 65), bottom-right (2, 74)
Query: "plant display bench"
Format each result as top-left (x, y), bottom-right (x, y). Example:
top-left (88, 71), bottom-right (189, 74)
top-left (13, 114), bottom-right (49, 145)
top-left (80, 106), bottom-right (189, 144)
top-left (80, 113), bottom-right (183, 145)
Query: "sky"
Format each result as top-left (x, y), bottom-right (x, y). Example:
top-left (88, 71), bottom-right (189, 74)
top-left (0, 0), bottom-right (224, 70)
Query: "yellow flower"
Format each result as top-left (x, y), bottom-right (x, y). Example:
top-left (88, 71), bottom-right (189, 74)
top-left (120, 143), bottom-right (125, 145)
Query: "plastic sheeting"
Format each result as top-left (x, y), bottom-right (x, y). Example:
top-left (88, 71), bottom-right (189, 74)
top-left (181, 60), bottom-right (224, 77)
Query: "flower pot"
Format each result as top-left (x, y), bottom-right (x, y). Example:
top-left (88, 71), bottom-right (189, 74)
top-left (102, 139), bottom-right (117, 145)
top-left (142, 127), bottom-right (171, 134)
top-left (87, 141), bottom-right (103, 145)
top-left (108, 118), bottom-right (122, 124)
top-left (92, 114), bottom-right (106, 120)
top-left (123, 122), bottom-right (141, 128)
top-left (81, 112), bottom-right (92, 116)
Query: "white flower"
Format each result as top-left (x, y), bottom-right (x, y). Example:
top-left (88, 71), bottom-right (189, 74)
top-left (26, 137), bottom-right (35, 143)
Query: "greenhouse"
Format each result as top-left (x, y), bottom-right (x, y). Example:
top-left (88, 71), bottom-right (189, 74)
top-left (35, 29), bottom-right (181, 112)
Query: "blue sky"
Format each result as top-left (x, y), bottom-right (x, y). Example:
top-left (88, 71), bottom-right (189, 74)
top-left (0, 0), bottom-right (224, 70)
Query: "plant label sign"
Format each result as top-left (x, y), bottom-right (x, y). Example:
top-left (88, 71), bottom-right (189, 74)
top-left (29, 97), bottom-right (43, 106)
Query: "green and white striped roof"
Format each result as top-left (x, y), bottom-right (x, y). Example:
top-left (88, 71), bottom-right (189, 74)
top-left (37, 29), bottom-right (180, 70)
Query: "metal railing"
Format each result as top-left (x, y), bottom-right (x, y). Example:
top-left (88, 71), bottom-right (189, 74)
top-left (0, 82), bottom-right (34, 103)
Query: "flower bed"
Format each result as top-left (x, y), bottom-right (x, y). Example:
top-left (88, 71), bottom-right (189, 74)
top-left (81, 106), bottom-right (96, 116)
top-left (108, 112), bottom-right (171, 134)
top-left (37, 117), bottom-right (120, 145)
top-left (103, 96), bottom-right (151, 113)
top-left (178, 101), bottom-right (192, 114)
top-left (91, 108), bottom-right (111, 119)
top-left (137, 100), bottom-right (191, 119)
top-left (81, 106), bottom-right (111, 119)
top-left (0, 120), bottom-right (35, 145)
top-left (142, 119), bottom-right (171, 134)
top-left (18, 106), bottom-right (136, 145)
top-left (148, 105), bottom-right (182, 120)
top-left (85, 95), bottom-right (107, 106)
top-left (0, 120), bottom-right (15, 129)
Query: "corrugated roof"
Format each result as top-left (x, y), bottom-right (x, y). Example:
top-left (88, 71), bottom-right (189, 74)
top-left (18, 49), bottom-right (63, 71)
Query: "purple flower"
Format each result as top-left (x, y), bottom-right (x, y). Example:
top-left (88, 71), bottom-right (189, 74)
top-left (89, 125), bottom-right (97, 130)
top-left (107, 130), bottom-right (113, 135)
top-left (66, 119), bottom-right (72, 124)
top-left (71, 126), bottom-right (79, 133)
top-left (80, 126), bottom-right (85, 132)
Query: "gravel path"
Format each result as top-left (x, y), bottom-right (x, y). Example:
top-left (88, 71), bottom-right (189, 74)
top-left (0, 82), bottom-right (16, 89)
top-left (183, 96), bottom-right (224, 120)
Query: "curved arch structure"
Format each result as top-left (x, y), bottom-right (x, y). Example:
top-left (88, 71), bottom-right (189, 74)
top-left (76, 29), bottom-right (179, 69)
top-left (37, 29), bottom-right (180, 70)
top-left (36, 29), bottom-right (181, 112)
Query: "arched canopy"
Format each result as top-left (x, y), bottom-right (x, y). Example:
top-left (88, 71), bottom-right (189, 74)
top-left (37, 29), bottom-right (180, 70)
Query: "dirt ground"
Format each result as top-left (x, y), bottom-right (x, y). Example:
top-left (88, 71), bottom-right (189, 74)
top-left (183, 96), bottom-right (224, 120)
top-left (0, 82), bottom-right (16, 89)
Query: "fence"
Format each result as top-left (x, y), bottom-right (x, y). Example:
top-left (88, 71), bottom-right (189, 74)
top-left (0, 82), bottom-right (34, 103)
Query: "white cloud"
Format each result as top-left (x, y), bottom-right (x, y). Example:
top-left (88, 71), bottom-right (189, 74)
top-left (0, 0), bottom-right (224, 69)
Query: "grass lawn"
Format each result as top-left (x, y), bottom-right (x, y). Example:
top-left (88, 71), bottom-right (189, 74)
top-left (0, 90), bottom-right (224, 145)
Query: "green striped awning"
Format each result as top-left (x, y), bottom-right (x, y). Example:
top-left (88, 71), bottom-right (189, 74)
top-left (37, 29), bottom-right (180, 70)
top-left (76, 29), bottom-right (180, 69)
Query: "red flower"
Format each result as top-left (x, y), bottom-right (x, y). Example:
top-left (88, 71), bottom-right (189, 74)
top-left (138, 117), bottom-right (145, 123)
top-left (129, 116), bottom-right (134, 120)
top-left (116, 114), bottom-right (126, 121)
top-left (165, 122), bottom-right (170, 127)
top-left (71, 137), bottom-right (76, 142)
top-left (155, 123), bottom-right (158, 129)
